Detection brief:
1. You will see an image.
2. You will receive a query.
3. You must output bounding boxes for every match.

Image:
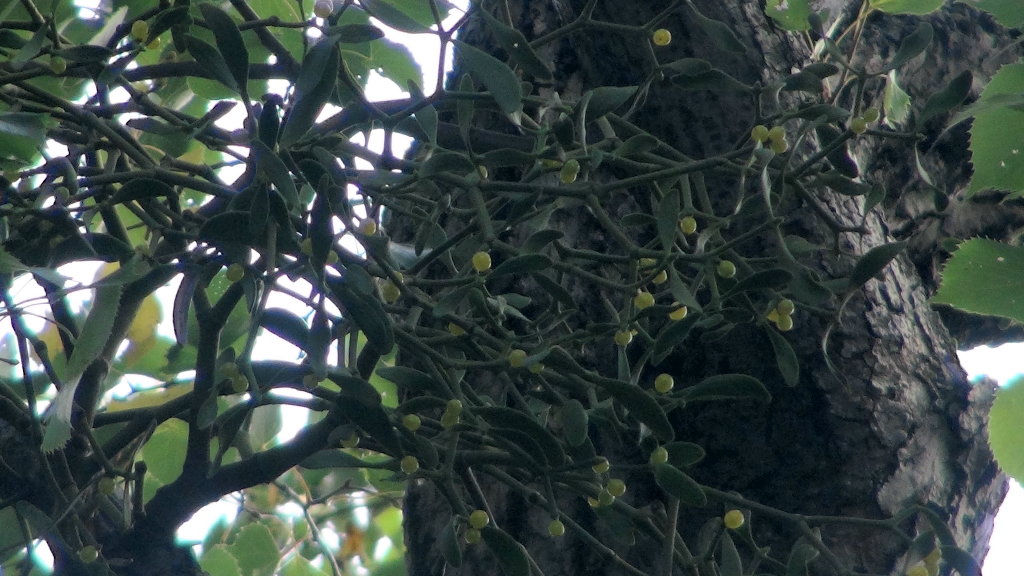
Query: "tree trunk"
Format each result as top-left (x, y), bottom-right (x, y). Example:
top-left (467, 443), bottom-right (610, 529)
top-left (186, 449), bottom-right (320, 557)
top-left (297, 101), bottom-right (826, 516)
top-left (403, 1), bottom-right (1016, 574)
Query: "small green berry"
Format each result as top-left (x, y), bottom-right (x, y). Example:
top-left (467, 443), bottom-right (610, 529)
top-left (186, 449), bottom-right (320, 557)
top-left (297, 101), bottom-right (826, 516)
top-left (341, 432), bottom-right (359, 449)
top-left (313, 0), bottom-right (333, 18)
top-left (654, 373), bottom-right (674, 394)
top-left (776, 315), bottom-right (794, 332)
top-left (905, 566), bottom-right (928, 576)
top-left (606, 478), bottom-right (626, 497)
top-left (464, 528), bottom-right (481, 544)
top-left (529, 363), bottom-right (545, 374)
top-left (767, 126), bottom-right (786, 143)
top-left (750, 125), bottom-right (770, 143)
top-left (357, 219), bottom-right (377, 235)
top-left (98, 476), bottom-right (116, 495)
top-left (597, 489), bottom-right (615, 507)
top-left (380, 280), bottom-right (401, 303)
top-left (650, 446), bottom-right (669, 465)
top-left (230, 375), bottom-right (248, 394)
top-left (559, 159), bottom-right (580, 184)
top-left (49, 56), bottom-right (67, 75)
top-left (446, 399), bottom-right (463, 416)
top-left (723, 509), bottom-right (744, 530)
top-left (592, 457), bottom-right (610, 474)
top-left (717, 260), bottom-right (736, 279)
top-left (850, 116), bottom-right (868, 135)
top-left (862, 107), bottom-right (880, 123)
top-left (472, 251), bottom-right (492, 272)
top-left (614, 330), bottom-right (633, 347)
top-left (769, 137), bottom-right (789, 154)
top-left (776, 298), bottom-right (795, 316)
top-left (400, 455), bottom-right (419, 474)
top-left (402, 414), bottom-right (422, 432)
top-left (78, 546), bottom-right (99, 563)
top-left (469, 510), bottom-right (490, 529)
top-left (225, 263), bottom-right (245, 282)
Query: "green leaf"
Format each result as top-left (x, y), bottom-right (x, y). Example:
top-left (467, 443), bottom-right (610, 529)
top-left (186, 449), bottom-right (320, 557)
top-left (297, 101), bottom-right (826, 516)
top-left (917, 70), bottom-right (972, 126)
top-left (454, 40), bottom-right (523, 116)
top-left (681, 374), bottom-right (771, 403)
top-left (653, 311), bottom-right (701, 364)
top-left (687, 3), bottom-right (746, 53)
top-left (378, 366), bottom-right (445, 393)
top-left (883, 70), bottom-right (912, 126)
top-left (481, 526), bottom-right (530, 576)
top-left (720, 532), bottom-right (742, 576)
top-left (475, 406), bottom-right (566, 465)
top-left (971, 0), bottom-right (1024, 28)
top-left (765, 0), bottom-right (812, 30)
top-left (522, 229), bottom-right (563, 253)
top-left (186, 34), bottom-right (239, 93)
top-left (110, 177), bottom-right (176, 203)
top-left (301, 449), bottom-right (379, 469)
top-left (726, 268), bottom-right (793, 296)
top-left (584, 86), bottom-right (638, 121)
top-left (671, 69), bottom-right (753, 93)
top-left (654, 463), bottom-right (707, 506)
top-left (785, 537), bottom-right (820, 576)
top-left (360, 0), bottom-right (431, 33)
top-left (200, 544), bottom-right (242, 576)
top-left (966, 63), bottom-right (1024, 196)
top-left (199, 4), bottom-right (249, 94)
top-left (326, 274), bottom-right (394, 352)
top-left (281, 555), bottom-right (329, 576)
top-left (260, 307), bottom-right (310, 351)
top-left (279, 40), bottom-right (339, 147)
top-left (600, 379), bottom-right (674, 441)
top-left (440, 517), bottom-right (463, 568)
top-left (988, 377), bottom-right (1024, 486)
top-left (561, 399), bottom-right (589, 447)
top-left (938, 545), bottom-right (982, 576)
top-left (478, 9), bottom-right (552, 80)
top-left (142, 419), bottom-right (188, 483)
top-left (11, 25), bottom-right (46, 66)
top-left (847, 241), bottom-right (905, 290)
top-left (230, 523), bottom-right (281, 576)
top-left (884, 22), bottom-right (932, 72)
top-left (252, 140), bottom-right (298, 211)
top-left (489, 254), bottom-right (552, 279)
top-left (663, 58), bottom-right (712, 76)
top-left (766, 328), bottom-right (799, 387)
top-left (656, 187), bottom-right (679, 251)
top-left (665, 441), bottom-right (705, 467)
top-left (869, 0), bottom-right (944, 14)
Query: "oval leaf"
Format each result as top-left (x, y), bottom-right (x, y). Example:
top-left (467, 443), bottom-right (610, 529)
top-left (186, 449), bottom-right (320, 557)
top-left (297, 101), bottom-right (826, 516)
top-left (847, 241), bottom-right (906, 290)
top-left (654, 463), bottom-right (707, 507)
top-left (454, 40), bottom-right (523, 116)
top-left (481, 526), bottom-right (530, 576)
top-left (561, 399), bottom-right (589, 447)
top-left (681, 374), bottom-right (771, 403)
top-left (600, 379), bottom-right (674, 441)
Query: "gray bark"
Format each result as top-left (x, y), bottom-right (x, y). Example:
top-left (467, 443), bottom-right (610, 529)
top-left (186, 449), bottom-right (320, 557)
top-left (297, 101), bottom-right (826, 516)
top-left (403, 0), bottom-right (1017, 574)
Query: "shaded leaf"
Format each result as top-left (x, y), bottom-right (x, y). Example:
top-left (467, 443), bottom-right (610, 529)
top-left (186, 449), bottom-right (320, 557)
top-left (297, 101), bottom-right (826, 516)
top-left (490, 254), bottom-right (552, 279)
top-left (186, 34), bottom-right (239, 93)
top-left (681, 374), bottom-right (771, 403)
top-left (848, 241), bottom-right (905, 289)
top-left (766, 328), bottom-right (799, 387)
top-left (600, 379), bottom-right (674, 441)
top-left (884, 21), bottom-right (933, 72)
top-left (199, 4), bottom-right (249, 94)
top-left (481, 526), bottom-right (530, 576)
top-left (561, 399), bottom-right (589, 447)
top-left (455, 40), bottom-right (523, 116)
top-left (479, 9), bottom-right (552, 80)
top-left (918, 70), bottom-right (972, 126)
top-left (654, 463), bottom-right (707, 506)
top-left (475, 406), bottom-right (566, 465)
top-left (653, 312), bottom-right (701, 364)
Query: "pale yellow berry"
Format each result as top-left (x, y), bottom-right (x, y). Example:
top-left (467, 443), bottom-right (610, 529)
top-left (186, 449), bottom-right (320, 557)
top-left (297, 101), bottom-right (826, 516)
top-left (301, 238), bottom-right (314, 256)
top-left (131, 20), bottom-right (149, 43)
top-left (357, 219), bottom-right (377, 235)
top-left (717, 260), bottom-right (736, 279)
top-left (654, 373), bottom-right (674, 394)
top-left (464, 528), bottom-right (481, 544)
top-left (448, 322), bottom-right (466, 336)
top-left (78, 546), bottom-right (99, 563)
top-left (776, 299), bottom-right (795, 316)
top-left (528, 363), bottom-right (545, 374)
top-left (614, 330), bottom-right (633, 347)
top-left (650, 446), bottom-right (669, 464)
top-left (723, 509), bottom-right (744, 530)
top-left (652, 270), bottom-right (668, 285)
top-left (769, 138), bottom-right (789, 154)
top-left (668, 305), bottom-right (688, 321)
top-left (472, 251), bottom-right (492, 272)
top-left (850, 116), bottom-right (868, 135)
top-left (606, 479), bottom-right (626, 497)
top-left (468, 510), bottom-right (490, 529)
top-left (679, 215), bottom-right (698, 235)
top-left (548, 519), bottom-right (565, 537)
top-left (508, 349), bottom-right (527, 368)
top-left (592, 457), bottom-right (610, 474)
top-left (750, 125), bottom-right (770, 143)
top-left (559, 159), bottom-right (580, 184)
top-left (767, 126), bottom-right (786, 143)
top-left (633, 291), bottom-right (655, 310)
top-left (905, 565), bottom-right (928, 576)
top-left (381, 280), bottom-right (401, 303)
top-left (776, 315), bottom-right (794, 332)
top-left (230, 375), bottom-right (248, 393)
top-left (597, 489), bottom-right (615, 506)
top-left (652, 28), bottom-right (672, 46)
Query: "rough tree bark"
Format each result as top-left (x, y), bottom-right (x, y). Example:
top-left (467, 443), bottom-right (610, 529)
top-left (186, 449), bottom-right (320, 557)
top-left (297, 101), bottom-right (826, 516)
top-left (404, 0), bottom-right (1017, 574)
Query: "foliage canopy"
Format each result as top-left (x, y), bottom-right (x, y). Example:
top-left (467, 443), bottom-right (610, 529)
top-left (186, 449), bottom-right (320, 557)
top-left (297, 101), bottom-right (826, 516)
top-left (0, 0), bottom-right (1021, 575)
